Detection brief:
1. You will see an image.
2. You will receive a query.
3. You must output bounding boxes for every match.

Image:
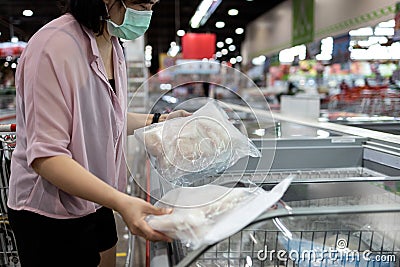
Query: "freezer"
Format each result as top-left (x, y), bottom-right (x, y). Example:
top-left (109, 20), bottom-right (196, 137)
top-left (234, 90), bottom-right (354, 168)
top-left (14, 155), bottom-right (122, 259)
top-left (138, 102), bottom-right (400, 267)
top-left (172, 178), bottom-right (400, 267)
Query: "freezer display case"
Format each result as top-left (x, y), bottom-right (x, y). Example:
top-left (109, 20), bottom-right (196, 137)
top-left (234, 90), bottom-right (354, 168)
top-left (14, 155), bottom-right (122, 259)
top-left (323, 115), bottom-right (400, 136)
top-left (150, 177), bottom-right (400, 266)
top-left (172, 178), bottom-right (400, 267)
top-left (226, 120), bottom-right (368, 175)
top-left (338, 120), bottom-right (400, 135)
top-left (139, 102), bottom-right (400, 267)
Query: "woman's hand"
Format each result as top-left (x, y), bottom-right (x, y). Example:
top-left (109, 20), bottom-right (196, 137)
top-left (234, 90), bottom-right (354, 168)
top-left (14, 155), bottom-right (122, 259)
top-left (160, 110), bottom-right (191, 122)
top-left (30, 155), bottom-right (171, 242)
top-left (116, 195), bottom-right (173, 242)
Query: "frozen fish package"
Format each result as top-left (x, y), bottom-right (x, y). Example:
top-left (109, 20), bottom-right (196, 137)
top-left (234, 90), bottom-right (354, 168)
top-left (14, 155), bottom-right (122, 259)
top-left (134, 100), bottom-right (261, 185)
top-left (146, 177), bottom-right (293, 250)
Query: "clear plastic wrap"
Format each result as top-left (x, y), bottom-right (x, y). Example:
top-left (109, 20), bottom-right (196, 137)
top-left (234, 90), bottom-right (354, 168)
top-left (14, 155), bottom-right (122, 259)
top-left (146, 177), bottom-right (292, 250)
top-left (134, 100), bottom-right (261, 185)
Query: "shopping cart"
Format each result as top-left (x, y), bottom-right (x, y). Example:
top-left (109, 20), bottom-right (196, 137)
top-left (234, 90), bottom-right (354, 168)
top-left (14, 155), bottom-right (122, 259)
top-left (0, 124), bottom-right (20, 266)
top-left (154, 171), bottom-right (400, 267)
top-left (328, 86), bottom-right (400, 117)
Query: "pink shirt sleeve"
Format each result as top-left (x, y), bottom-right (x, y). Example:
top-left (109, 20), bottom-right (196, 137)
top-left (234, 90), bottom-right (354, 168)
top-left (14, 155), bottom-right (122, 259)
top-left (23, 34), bottom-right (76, 166)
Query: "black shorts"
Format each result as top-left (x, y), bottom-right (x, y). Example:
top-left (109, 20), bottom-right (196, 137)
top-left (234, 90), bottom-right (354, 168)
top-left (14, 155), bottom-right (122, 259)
top-left (8, 207), bottom-right (118, 267)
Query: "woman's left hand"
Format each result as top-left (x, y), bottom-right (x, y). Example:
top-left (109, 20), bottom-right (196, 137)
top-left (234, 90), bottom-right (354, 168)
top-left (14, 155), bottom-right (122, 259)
top-left (160, 110), bottom-right (191, 122)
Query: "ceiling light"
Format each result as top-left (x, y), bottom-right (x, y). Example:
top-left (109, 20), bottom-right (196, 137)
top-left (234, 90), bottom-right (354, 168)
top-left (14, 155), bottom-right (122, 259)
top-left (228, 45), bottom-right (236, 51)
top-left (252, 55), bottom-right (266, 65)
top-left (378, 19), bottom-right (395, 28)
top-left (167, 42), bottom-right (180, 57)
top-left (190, 0), bottom-right (222, 28)
top-left (349, 27), bottom-right (373, 36)
top-left (22, 9), bottom-right (33, 17)
top-left (316, 54), bottom-right (332, 61)
top-left (316, 36), bottom-right (333, 61)
top-left (221, 49), bottom-right (228, 55)
top-left (236, 56), bottom-right (243, 62)
top-left (378, 37), bottom-right (389, 44)
top-left (279, 45), bottom-right (306, 63)
top-left (177, 29), bottom-right (185, 37)
top-left (167, 45), bottom-right (180, 57)
top-left (230, 58), bottom-right (237, 64)
top-left (235, 28), bottom-right (244, 35)
top-left (216, 51), bottom-right (222, 57)
top-left (225, 38), bottom-right (233, 44)
top-left (217, 41), bottom-right (224, 48)
top-left (11, 37), bottom-right (19, 43)
top-left (228, 9), bottom-right (239, 16)
top-left (350, 44), bottom-right (400, 60)
top-left (374, 27), bottom-right (394, 36)
top-left (215, 21), bottom-right (225, 28)
top-left (357, 36), bottom-right (388, 47)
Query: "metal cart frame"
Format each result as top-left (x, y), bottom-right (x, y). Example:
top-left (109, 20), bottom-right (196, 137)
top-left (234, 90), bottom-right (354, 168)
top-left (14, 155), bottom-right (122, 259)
top-left (0, 124), bottom-right (19, 266)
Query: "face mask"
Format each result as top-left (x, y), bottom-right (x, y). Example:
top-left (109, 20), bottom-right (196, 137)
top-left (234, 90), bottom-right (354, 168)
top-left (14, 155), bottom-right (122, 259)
top-left (106, 0), bottom-right (153, 40)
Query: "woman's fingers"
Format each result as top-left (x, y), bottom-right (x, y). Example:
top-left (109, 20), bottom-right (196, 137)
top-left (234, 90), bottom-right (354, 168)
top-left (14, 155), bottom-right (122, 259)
top-left (142, 201), bottom-right (173, 216)
top-left (166, 110), bottom-right (191, 120)
top-left (134, 221), bottom-right (172, 242)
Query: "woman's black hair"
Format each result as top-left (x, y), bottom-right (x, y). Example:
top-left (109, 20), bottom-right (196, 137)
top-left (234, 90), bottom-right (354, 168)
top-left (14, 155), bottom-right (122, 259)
top-left (62, 0), bottom-right (157, 35)
top-left (62, 0), bottom-right (113, 35)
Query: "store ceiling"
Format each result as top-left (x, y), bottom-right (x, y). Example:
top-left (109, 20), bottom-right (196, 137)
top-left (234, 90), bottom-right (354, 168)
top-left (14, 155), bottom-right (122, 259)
top-left (0, 0), bottom-right (285, 73)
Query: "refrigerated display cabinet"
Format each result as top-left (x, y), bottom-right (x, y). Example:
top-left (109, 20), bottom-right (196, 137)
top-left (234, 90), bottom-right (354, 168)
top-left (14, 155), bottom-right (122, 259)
top-left (150, 176), bottom-right (400, 267)
top-left (171, 178), bottom-right (400, 267)
top-left (126, 102), bottom-right (400, 267)
top-left (332, 119), bottom-right (400, 135)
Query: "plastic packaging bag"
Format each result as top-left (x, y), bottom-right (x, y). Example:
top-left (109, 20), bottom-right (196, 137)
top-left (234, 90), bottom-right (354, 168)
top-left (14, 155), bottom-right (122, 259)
top-left (146, 177), bottom-right (293, 250)
top-left (134, 100), bottom-right (261, 185)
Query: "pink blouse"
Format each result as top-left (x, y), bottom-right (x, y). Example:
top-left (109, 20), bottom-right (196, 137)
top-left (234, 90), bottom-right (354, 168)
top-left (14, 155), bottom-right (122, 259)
top-left (7, 14), bottom-right (128, 219)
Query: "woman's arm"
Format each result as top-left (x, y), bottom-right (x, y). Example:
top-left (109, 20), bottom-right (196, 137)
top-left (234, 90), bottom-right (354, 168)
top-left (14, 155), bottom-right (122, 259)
top-left (126, 113), bottom-right (153, 135)
top-left (127, 110), bottom-right (191, 135)
top-left (32, 155), bottom-right (172, 242)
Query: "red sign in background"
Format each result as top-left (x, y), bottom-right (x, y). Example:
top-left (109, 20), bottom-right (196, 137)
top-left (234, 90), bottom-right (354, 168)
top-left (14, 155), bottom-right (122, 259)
top-left (181, 33), bottom-right (216, 59)
top-left (0, 42), bottom-right (26, 58)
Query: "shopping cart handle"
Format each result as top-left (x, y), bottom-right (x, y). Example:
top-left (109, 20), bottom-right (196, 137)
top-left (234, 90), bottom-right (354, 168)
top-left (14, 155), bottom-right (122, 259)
top-left (0, 124), bottom-right (16, 132)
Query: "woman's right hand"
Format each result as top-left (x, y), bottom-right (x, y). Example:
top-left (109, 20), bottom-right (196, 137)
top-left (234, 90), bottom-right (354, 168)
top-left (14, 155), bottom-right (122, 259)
top-left (116, 195), bottom-right (173, 242)
top-left (29, 156), bottom-right (171, 242)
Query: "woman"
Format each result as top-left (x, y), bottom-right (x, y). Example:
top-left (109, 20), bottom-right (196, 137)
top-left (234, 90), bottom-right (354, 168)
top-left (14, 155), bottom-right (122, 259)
top-left (7, 0), bottom-right (188, 266)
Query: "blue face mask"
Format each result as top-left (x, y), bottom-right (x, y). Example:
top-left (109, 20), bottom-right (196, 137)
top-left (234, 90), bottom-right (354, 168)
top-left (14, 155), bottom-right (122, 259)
top-left (106, 0), bottom-right (153, 40)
